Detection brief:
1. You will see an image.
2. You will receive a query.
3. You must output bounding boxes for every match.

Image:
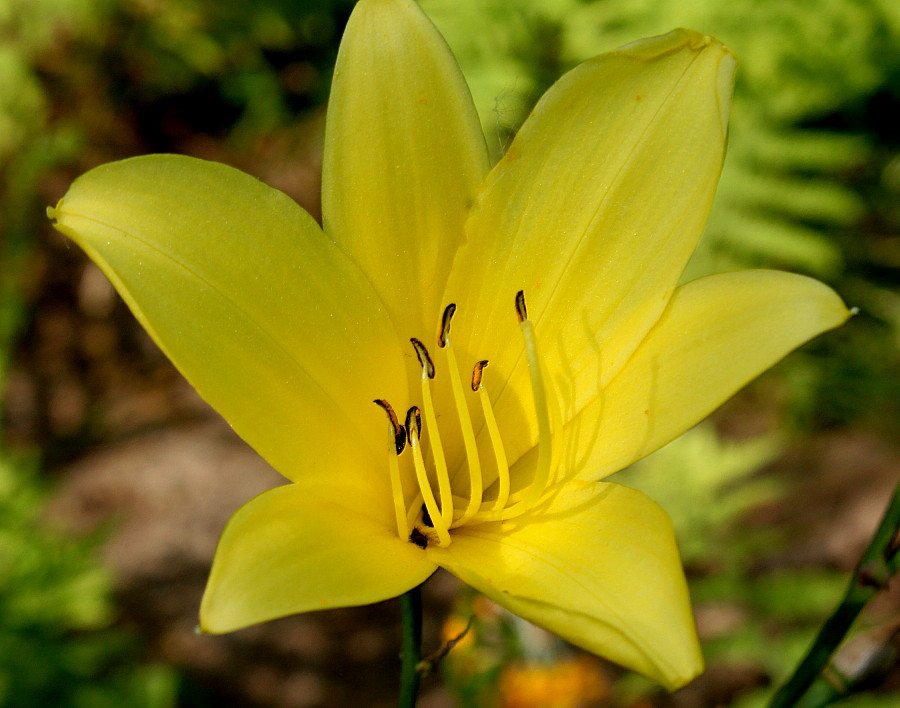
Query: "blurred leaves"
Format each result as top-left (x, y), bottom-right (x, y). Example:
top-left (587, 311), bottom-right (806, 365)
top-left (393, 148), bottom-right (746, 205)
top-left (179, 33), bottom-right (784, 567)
top-left (0, 449), bottom-right (177, 707)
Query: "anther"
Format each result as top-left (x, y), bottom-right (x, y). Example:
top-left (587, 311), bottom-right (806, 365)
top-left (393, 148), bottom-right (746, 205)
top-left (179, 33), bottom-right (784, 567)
top-left (515, 290), bottom-right (528, 322)
top-left (439, 303), bottom-right (457, 348)
top-left (410, 338), bottom-right (435, 379)
top-left (373, 399), bottom-right (406, 454)
top-left (405, 406), bottom-right (422, 439)
top-left (471, 360), bottom-right (489, 391)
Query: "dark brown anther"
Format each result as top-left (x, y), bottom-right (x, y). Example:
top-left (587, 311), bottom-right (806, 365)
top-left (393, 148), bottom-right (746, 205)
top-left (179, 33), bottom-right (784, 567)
top-left (373, 399), bottom-right (407, 454)
top-left (439, 303), bottom-right (457, 348)
top-left (405, 405), bottom-right (422, 439)
top-left (515, 290), bottom-right (528, 322)
top-left (410, 338), bottom-right (435, 379)
top-left (471, 360), bottom-right (489, 391)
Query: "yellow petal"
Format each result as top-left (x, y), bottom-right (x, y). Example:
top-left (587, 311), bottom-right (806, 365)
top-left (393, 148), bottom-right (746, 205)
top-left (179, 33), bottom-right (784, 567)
top-left (569, 270), bottom-right (851, 480)
top-left (51, 155), bottom-right (407, 498)
top-left (322, 0), bottom-right (490, 338)
top-left (443, 30), bottom-right (735, 466)
top-left (429, 482), bottom-right (702, 690)
top-left (200, 481), bottom-right (437, 633)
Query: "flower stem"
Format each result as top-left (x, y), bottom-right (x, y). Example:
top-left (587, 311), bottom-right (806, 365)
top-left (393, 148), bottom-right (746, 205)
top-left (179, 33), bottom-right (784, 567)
top-left (398, 585), bottom-right (424, 708)
top-left (767, 484), bottom-right (900, 708)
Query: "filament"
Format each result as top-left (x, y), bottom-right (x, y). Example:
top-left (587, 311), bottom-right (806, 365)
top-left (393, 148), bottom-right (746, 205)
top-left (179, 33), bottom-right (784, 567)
top-left (419, 363), bottom-right (454, 528)
top-left (478, 382), bottom-right (510, 512)
top-left (386, 422), bottom-right (409, 538)
top-left (380, 293), bottom-right (557, 542)
top-left (406, 407), bottom-right (451, 547)
top-left (443, 335), bottom-right (483, 527)
top-left (487, 294), bottom-right (556, 521)
top-left (374, 400), bottom-right (409, 538)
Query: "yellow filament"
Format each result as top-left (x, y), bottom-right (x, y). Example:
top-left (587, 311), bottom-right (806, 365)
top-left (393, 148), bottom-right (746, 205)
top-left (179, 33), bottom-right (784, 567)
top-left (386, 422), bottom-right (409, 538)
top-left (420, 368), bottom-right (453, 528)
top-left (493, 318), bottom-right (554, 521)
top-left (409, 425), bottom-right (452, 547)
top-left (478, 384), bottom-right (510, 512)
top-left (406, 491), bottom-right (424, 529)
top-left (444, 337), bottom-right (483, 526)
top-left (516, 319), bottom-right (554, 506)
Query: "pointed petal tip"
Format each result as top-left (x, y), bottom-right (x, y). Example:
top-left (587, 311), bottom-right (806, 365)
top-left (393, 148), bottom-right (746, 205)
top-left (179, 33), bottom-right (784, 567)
top-left (349, 0), bottom-right (426, 26)
top-left (615, 28), bottom-right (730, 60)
top-left (431, 484), bottom-right (704, 690)
top-left (615, 29), bottom-right (736, 130)
top-left (659, 644), bottom-right (704, 691)
top-left (805, 275), bottom-right (854, 329)
top-left (197, 594), bottom-right (228, 635)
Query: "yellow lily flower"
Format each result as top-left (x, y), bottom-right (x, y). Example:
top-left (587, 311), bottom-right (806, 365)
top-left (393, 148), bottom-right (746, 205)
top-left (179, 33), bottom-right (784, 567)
top-left (48, 0), bottom-right (850, 690)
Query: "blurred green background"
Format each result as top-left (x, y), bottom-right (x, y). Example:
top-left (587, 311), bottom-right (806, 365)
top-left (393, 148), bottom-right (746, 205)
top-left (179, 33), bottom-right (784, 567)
top-left (1, 0), bottom-right (898, 706)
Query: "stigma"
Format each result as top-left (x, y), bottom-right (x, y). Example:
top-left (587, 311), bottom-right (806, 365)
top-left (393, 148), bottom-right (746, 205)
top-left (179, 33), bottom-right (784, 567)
top-left (375, 292), bottom-right (558, 549)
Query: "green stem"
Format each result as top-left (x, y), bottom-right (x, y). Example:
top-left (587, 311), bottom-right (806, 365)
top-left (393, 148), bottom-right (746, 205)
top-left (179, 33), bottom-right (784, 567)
top-left (398, 585), bottom-right (424, 708)
top-left (767, 484), bottom-right (900, 708)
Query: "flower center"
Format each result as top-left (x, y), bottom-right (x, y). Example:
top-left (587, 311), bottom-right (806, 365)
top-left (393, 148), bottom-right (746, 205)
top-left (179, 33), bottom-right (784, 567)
top-left (375, 291), bottom-right (558, 549)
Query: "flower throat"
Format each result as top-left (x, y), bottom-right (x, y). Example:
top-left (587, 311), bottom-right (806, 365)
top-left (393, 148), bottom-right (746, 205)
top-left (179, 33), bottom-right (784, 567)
top-left (375, 291), bottom-right (557, 549)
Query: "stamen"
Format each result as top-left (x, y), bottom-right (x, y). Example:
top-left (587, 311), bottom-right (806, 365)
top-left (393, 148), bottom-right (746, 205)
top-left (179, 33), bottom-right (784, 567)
top-left (515, 314), bottom-right (554, 510)
top-left (406, 491), bottom-right (424, 529)
top-left (374, 400), bottom-right (409, 538)
top-left (486, 292), bottom-right (555, 521)
top-left (471, 360), bottom-right (488, 391)
top-left (406, 406), bottom-right (451, 547)
top-left (406, 404), bottom-right (421, 442)
top-left (419, 355), bottom-right (454, 528)
top-left (443, 332), bottom-right (483, 527)
top-left (374, 399), bottom-right (406, 454)
top-left (476, 375), bottom-right (511, 512)
top-left (515, 289), bottom-right (527, 322)
top-left (410, 338), bottom-right (435, 379)
top-left (439, 303), bottom-right (456, 348)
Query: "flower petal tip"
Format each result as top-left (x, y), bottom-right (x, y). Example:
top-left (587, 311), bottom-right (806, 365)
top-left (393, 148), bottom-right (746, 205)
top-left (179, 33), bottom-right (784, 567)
top-left (615, 28), bottom-right (728, 60)
top-left (615, 29), bottom-right (736, 131)
top-left (659, 646), bottom-right (704, 692)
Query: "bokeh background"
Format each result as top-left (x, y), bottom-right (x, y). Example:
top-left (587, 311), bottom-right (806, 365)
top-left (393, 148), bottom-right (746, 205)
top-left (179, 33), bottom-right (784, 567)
top-left (1, 0), bottom-right (899, 706)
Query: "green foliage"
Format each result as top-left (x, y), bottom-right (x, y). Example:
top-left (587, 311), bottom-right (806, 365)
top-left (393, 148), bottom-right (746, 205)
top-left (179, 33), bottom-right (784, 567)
top-left (95, 0), bottom-right (356, 138)
top-left (0, 452), bottom-right (177, 708)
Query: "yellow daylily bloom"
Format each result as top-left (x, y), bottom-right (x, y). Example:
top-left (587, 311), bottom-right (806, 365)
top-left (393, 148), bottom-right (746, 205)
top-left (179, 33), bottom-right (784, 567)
top-left (48, 0), bottom-right (851, 691)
